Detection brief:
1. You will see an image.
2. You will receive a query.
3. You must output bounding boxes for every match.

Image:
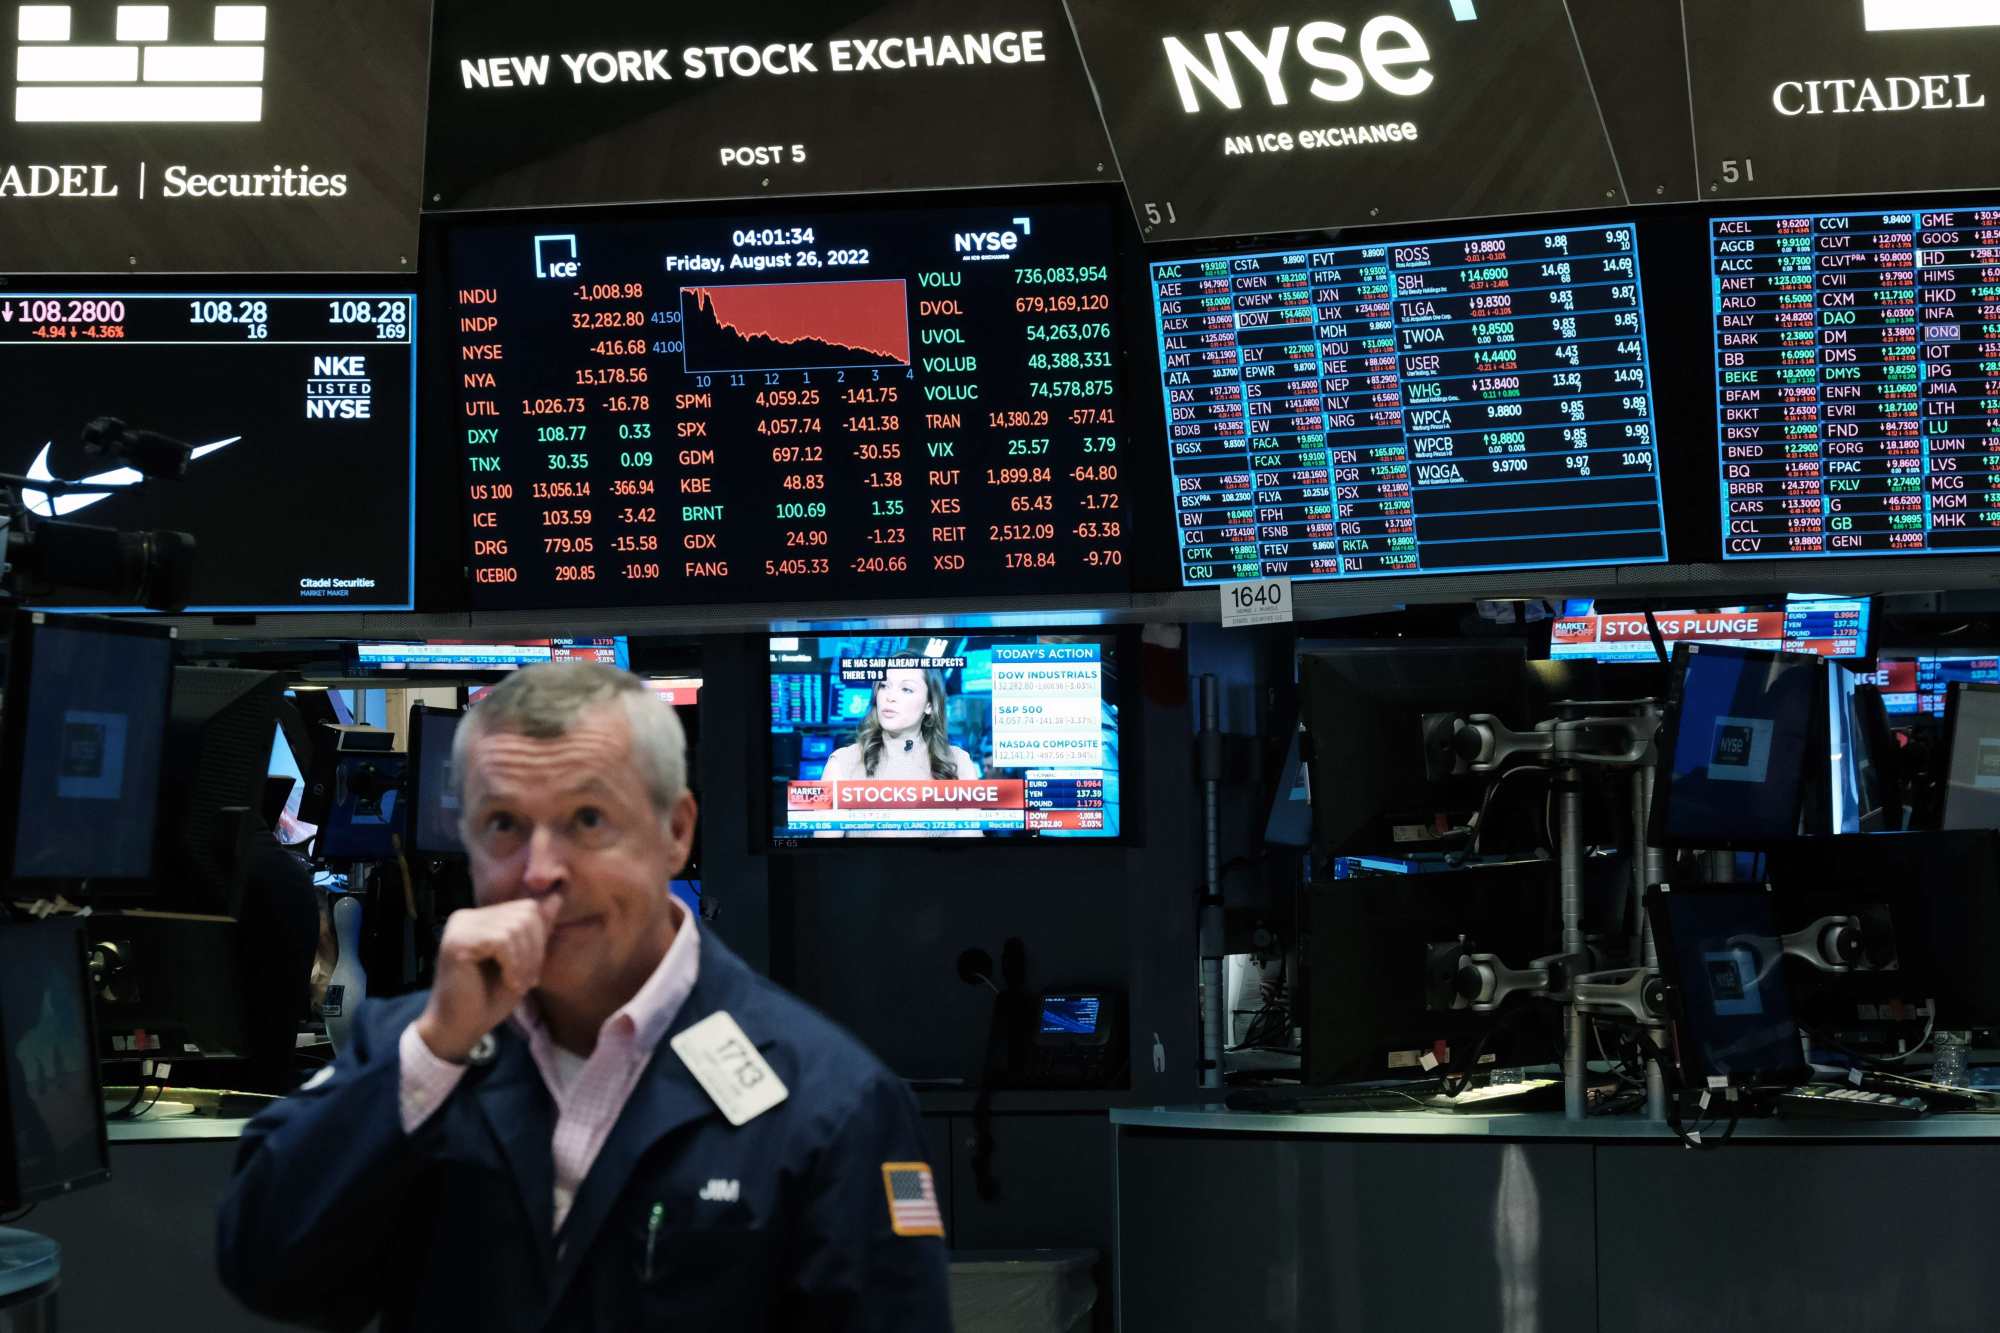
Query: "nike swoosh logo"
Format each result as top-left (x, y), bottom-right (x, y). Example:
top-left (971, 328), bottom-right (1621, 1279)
top-left (23, 436), bottom-right (240, 517)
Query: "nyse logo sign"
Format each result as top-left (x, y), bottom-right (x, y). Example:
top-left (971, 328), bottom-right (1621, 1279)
top-left (1160, 15), bottom-right (1435, 113)
top-left (15, 4), bottom-right (267, 123)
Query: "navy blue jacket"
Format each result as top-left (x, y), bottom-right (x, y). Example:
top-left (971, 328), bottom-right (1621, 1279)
top-left (216, 931), bottom-right (952, 1331)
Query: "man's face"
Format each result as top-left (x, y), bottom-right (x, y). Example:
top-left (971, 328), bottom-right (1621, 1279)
top-left (459, 702), bottom-right (696, 1004)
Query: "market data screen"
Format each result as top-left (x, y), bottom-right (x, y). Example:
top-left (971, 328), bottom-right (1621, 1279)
top-left (447, 201), bottom-right (1132, 610)
top-left (1150, 223), bottom-right (1667, 586)
top-left (1714, 207), bottom-right (2000, 560)
top-left (1868, 655), bottom-right (2000, 719)
top-left (0, 293), bottom-right (415, 611)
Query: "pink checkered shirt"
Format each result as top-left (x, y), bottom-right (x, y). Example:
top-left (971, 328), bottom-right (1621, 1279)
top-left (397, 896), bottom-right (701, 1232)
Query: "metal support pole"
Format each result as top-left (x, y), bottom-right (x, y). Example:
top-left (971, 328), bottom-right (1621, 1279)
top-left (1198, 675), bottom-right (1225, 1090)
top-left (1559, 762), bottom-right (1587, 1120)
top-left (1640, 911), bottom-right (1670, 1121)
top-left (1629, 768), bottom-right (1649, 969)
top-left (1638, 760), bottom-right (1671, 1121)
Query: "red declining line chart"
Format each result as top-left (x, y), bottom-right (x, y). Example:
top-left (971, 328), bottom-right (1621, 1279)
top-left (680, 279), bottom-right (912, 373)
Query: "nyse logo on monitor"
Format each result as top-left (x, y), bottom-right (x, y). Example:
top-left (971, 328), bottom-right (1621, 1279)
top-left (14, 4), bottom-right (267, 124)
top-left (1707, 715), bottom-right (1774, 785)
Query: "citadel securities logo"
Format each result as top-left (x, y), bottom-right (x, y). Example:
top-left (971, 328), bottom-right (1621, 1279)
top-left (15, 4), bottom-right (267, 122)
top-left (1765, 0), bottom-right (1998, 120)
top-left (1, 4), bottom-right (349, 200)
top-left (0, 0), bottom-right (424, 270)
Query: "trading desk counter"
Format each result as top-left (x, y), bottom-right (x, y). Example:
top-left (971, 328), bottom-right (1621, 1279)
top-left (1111, 1105), bottom-right (2000, 1333)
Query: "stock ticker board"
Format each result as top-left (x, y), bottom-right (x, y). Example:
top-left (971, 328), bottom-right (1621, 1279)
top-left (1151, 223), bottom-right (1667, 586)
top-left (1714, 207), bottom-right (2000, 560)
top-left (447, 201), bottom-right (1131, 609)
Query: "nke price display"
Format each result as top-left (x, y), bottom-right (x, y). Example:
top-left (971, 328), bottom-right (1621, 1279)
top-left (449, 201), bottom-right (1133, 609)
top-left (1713, 207), bottom-right (2000, 560)
top-left (1152, 223), bottom-right (1668, 586)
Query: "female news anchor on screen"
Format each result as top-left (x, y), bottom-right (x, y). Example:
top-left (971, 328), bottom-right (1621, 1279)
top-left (820, 667), bottom-right (980, 782)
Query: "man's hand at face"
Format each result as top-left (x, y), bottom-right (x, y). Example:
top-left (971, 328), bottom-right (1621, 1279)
top-left (414, 894), bottom-right (564, 1064)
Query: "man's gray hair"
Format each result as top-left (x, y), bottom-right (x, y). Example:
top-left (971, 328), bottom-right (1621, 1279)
top-left (450, 662), bottom-right (687, 812)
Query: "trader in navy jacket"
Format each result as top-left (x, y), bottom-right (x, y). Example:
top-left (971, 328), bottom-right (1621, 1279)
top-left (217, 663), bottom-right (952, 1331)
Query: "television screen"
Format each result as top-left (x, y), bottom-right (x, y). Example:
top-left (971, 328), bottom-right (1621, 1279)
top-left (1151, 221), bottom-right (1667, 585)
top-left (1550, 595), bottom-right (1870, 663)
top-left (768, 632), bottom-right (1119, 841)
top-left (0, 291), bottom-right (415, 611)
top-left (444, 194), bottom-right (1133, 610)
top-left (351, 637), bottom-right (629, 672)
top-left (1713, 207), bottom-right (2000, 560)
top-left (1866, 654), bottom-right (2000, 719)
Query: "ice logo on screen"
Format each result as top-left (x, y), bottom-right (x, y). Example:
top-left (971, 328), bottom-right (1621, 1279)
top-left (15, 5), bottom-right (268, 123)
top-left (1706, 715), bottom-right (1773, 784)
top-left (57, 709), bottom-right (125, 800)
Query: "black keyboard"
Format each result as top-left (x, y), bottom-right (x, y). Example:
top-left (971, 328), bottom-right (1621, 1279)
top-left (1227, 1082), bottom-right (1443, 1114)
top-left (1775, 1084), bottom-right (1926, 1120)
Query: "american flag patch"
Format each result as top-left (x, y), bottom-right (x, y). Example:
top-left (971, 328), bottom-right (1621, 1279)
top-left (881, 1162), bottom-right (944, 1237)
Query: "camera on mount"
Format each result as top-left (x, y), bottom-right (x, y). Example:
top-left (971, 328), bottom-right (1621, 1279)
top-left (0, 416), bottom-right (198, 611)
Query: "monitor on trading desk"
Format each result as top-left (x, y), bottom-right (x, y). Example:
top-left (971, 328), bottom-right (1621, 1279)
top-left (1302, 865), bottom-right (1559, 1084)
top-left (1767, 831), bottom-right (2000, 1035)
top-left (1297, 640), bottom-right (1528, 856)
top-left (154, 667), bottom-right (285, 916)
top-left (0, 611), bottom-right (175, 885)
top-left (1646, 886), bottom-right (1807, 1089)
top-left (1828, 666), bottom-right (1904, 835)
top-left (1941, 684), bottom-right (2000, 831)
top-left (318, 751), bottom-right (407, 862)
top-left (0, 918), bottom-right (110, 1210)
top-left (1650, 645), bottom-right (1821, 848)
top-left (406, 704), bottom-right (464, 857)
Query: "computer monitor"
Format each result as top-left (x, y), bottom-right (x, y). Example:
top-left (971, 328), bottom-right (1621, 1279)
top-left (407, 704), bottom-right (464, 857)
top-left (1645, 885), bottom-right (1807, 1089)
top-left (1766, 831), bottom-right (2000, 1032)
top-left (1828, 667), bottom-right (1905, 835)
top-left (1650, 645), bottom-right (1822, 848)
top-left (155, 667), bottom-right (285, 916)
top-left (317, 751), bottom-right (407, 862)
top-left (1263, 723), bottom-right (1313, 851)
top-left (0, 611), bottom-right (175, 884)
top-left (84, 912), bottom-right (253, 1067)
top-left (1302, 865), bottom-right (1560, 1083)
top-left (1297, 641), bottom-right (1529, 856)
top-left (0, 918), bottom-right (110, 1210)
top-left (1940, 684), bottom-right (2000, 832)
